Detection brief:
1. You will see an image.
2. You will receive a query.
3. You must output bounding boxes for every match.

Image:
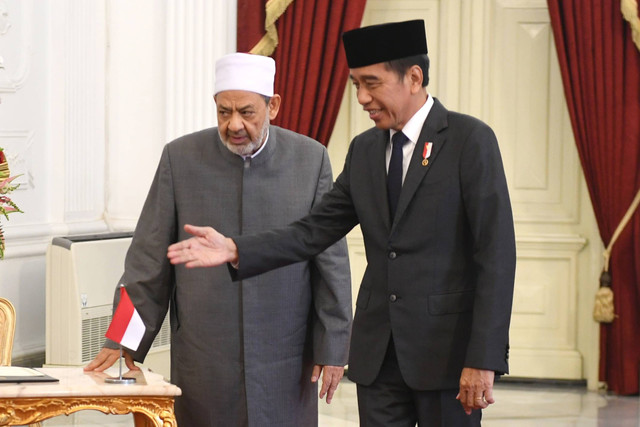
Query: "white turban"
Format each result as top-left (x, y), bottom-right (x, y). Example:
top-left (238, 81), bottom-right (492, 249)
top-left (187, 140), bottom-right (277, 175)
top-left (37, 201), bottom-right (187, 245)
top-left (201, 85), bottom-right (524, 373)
top-left (214, 53), bottom-right (276, 97)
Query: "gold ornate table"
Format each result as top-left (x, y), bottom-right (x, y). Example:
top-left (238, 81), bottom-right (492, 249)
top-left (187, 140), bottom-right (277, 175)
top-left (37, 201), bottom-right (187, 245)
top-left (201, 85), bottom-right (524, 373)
top-left (0, 366), bottom-right (181, 426)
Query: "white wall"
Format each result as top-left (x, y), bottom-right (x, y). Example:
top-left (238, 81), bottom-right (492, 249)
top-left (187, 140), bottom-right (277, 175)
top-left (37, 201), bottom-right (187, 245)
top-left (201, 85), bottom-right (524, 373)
top-left (0, 0), bottom-right (236, 362)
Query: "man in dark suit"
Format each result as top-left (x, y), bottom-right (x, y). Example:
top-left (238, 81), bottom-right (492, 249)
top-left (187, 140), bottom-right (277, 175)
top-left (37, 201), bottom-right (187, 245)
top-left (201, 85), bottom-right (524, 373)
top-left (168, 20), bottom-right (516, 426)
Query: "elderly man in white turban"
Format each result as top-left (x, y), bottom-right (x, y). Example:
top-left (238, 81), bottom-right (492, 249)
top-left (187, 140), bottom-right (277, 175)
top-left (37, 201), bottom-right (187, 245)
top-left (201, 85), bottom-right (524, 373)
top-left (86, 53), bottom-right (352, 427)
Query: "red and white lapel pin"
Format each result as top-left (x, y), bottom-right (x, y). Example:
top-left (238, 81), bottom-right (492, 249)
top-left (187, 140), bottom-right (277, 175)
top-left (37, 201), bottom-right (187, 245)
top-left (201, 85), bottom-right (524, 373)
top-left (422, 142), bottom-right (433, 166)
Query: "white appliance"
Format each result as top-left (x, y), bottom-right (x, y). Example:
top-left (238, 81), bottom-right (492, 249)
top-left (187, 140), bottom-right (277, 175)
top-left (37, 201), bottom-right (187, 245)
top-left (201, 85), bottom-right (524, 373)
top-left (45, 232), bottom-right (171, 379)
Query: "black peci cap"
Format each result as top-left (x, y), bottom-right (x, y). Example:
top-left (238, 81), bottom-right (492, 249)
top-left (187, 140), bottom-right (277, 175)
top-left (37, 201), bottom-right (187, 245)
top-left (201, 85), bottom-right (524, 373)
top-left (342, 20), bottom-right (428, 69)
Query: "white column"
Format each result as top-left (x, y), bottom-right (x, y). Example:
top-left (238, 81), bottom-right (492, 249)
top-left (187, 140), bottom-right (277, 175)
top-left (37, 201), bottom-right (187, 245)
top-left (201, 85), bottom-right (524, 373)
top-left (165, 0), bottom-right (236, 141)
top-left (62, 0), bottom-right (107, 226)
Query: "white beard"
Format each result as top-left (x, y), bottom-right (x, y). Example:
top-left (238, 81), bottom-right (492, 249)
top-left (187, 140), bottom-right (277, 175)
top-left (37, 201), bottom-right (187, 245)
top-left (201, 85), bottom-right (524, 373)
top-left (219, 116), bottom-right (270, 157)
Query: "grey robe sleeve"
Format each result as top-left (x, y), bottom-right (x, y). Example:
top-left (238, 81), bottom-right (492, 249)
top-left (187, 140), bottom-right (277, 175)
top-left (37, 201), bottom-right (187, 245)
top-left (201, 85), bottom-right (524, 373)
top-left (309, 149), bottom-right (352, 367)
top-left (105, 145), bottom-right (177, 361)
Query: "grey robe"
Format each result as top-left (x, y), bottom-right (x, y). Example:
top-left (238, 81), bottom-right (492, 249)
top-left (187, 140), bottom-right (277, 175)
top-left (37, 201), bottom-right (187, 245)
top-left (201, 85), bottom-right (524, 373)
top-left (111, 126), bottom-right (352, 426)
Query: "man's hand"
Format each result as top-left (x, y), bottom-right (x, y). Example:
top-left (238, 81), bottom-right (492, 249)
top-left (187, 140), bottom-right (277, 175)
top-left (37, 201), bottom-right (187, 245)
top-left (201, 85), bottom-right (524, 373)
top-left (84, 347), bottom-right (139, 372)
top-left (311, 365), bottom-right (344, 404)
top-left (167, 224), bottom-right (239, 268)
top-left (456, 367), bottom-right (495, 415)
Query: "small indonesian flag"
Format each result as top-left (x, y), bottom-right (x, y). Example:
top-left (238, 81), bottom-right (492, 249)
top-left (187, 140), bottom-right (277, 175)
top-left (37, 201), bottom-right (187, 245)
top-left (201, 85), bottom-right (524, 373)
top-left (105, 285), bottom-right (145, 351)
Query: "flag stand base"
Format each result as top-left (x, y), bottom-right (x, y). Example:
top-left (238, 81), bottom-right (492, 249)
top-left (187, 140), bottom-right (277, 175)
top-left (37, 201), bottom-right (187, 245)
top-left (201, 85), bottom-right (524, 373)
top-left (104, 377), bottom-right (136, 384)
top-left (104, 345), bottom-right (137, 384)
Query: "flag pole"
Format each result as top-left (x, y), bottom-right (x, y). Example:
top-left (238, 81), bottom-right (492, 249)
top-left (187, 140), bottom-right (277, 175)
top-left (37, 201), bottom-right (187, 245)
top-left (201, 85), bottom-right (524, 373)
top-left (104, 345), bottom-right (136, 384)
top-left (118, 346), bottom-right (123, 379)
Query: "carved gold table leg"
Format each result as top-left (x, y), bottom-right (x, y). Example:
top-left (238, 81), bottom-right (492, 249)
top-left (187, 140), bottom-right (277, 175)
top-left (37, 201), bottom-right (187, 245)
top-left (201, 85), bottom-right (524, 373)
top-left (0, 396), bottom-right (177, 426)
top-left (133, 412), bottom-right (153, 427)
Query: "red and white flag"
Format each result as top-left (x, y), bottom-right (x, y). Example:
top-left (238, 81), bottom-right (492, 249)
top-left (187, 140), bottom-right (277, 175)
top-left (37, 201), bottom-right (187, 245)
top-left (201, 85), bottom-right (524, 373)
top-left (105, 285), bottom-right (145, 351)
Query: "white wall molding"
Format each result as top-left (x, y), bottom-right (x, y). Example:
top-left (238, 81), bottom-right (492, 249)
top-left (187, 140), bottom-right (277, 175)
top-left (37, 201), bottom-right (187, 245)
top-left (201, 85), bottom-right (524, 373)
top-left (103, 214), bottom-right (137, 232)
top-left (1, 220), bottom-right (109, 259)
top-left (488, 1), bottom-right (581, 225)
top-left (516, 233), bottom-right (588, 252)
top-left (510, 234), bottom-right (587, 379)
top-left (0, 0), bottom-right (32, 93)
top-left (0, 129), bottom-right (34, 188)
top-left (509, 348), bottom-right (583, 380)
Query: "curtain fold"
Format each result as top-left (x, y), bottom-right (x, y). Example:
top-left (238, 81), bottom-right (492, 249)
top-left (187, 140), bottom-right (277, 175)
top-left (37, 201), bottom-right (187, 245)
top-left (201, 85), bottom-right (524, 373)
top-left (238, 0), bottom-right (367, 145)
top-left (237, 0), bottom-right (266, 53)
top-left (548, 0), bottom-right (640, 395)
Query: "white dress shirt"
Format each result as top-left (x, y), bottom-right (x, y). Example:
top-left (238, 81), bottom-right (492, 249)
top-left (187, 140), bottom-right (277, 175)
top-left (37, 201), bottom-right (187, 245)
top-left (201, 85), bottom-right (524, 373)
top-left (386, 94), bottom-right (434, 183)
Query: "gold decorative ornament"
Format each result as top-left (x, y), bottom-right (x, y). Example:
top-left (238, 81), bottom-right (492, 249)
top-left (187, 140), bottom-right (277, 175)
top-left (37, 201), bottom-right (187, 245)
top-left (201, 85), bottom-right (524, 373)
top-left (0, 396), bottom-right (177, 426)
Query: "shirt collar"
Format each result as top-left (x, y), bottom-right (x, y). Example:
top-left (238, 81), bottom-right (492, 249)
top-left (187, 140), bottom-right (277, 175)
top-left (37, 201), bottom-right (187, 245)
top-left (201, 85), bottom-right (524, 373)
top-left (240, 129), bottom-right (269, 160)
top-left (390, 94), bottom-right (434, 143)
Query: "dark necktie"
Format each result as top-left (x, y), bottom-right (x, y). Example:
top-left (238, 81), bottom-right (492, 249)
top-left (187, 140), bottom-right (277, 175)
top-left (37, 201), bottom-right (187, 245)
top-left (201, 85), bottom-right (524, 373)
top-left (388, 132), bottom-right (409, 220)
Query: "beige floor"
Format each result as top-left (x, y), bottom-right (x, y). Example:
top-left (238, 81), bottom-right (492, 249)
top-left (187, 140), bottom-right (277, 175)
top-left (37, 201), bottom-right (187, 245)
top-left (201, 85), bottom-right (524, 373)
top-left (41, 379), bottom-right (640, 426)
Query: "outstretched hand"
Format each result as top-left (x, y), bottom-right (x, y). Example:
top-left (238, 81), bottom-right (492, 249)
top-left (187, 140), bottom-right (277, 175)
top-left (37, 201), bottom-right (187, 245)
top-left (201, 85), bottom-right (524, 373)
top-left (167, 224), bottom-right (239, 268)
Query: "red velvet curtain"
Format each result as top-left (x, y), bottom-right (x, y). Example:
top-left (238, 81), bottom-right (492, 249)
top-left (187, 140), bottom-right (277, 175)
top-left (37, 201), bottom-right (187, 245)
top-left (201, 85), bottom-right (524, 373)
top-left (548, 0), bottom-right (640, 395)
top-left (237, 0), bottom-right (265, 52)
top-left (237, 0), bottom-right (367, 145)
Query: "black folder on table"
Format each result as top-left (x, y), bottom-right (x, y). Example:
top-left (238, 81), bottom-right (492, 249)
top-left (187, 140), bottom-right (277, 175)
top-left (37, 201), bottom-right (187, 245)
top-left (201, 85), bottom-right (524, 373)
top-left (0, 367), bottom-right (59, 383)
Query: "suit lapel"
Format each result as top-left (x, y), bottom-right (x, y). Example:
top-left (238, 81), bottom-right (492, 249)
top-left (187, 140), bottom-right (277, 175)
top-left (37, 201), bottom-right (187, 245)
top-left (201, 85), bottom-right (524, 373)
top-left (392, 99), bottom-right (449, 228)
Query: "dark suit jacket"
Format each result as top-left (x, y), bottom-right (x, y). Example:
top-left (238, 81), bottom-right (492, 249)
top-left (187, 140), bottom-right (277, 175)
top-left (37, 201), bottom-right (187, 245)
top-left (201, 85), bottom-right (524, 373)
top-left (234, 98), bottom-right (516, 391)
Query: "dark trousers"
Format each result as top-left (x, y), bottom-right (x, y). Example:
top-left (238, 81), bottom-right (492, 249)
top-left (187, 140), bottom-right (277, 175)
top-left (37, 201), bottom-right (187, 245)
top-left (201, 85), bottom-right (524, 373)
top-left (356, 337), bottom-right (482, 427)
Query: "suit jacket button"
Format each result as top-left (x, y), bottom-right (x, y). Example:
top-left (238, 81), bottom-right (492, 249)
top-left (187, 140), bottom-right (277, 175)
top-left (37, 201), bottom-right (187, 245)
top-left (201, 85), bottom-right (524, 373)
top-left (389, 251), bottom-right (397, 259)
top-left (389, 294), bottom-right (397, 302)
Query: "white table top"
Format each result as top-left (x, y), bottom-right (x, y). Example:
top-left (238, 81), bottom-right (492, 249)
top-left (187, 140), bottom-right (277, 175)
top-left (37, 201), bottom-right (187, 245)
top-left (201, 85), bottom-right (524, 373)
top-left (0, 366), bottom-right (181, 398)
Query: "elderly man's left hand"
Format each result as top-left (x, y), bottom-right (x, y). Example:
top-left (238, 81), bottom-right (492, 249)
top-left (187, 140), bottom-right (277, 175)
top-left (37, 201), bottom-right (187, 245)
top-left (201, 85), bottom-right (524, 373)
top-left (311, 365), bottom-right (345, 404)
top-left (456, 367), bottom-right (495, 414)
